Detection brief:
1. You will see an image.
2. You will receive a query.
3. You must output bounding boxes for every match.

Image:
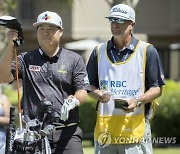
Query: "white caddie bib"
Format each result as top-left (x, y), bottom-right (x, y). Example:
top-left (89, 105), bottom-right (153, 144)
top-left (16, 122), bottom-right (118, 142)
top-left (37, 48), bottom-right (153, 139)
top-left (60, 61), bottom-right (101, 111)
top-left (95, 40), bottom-right (151, 144)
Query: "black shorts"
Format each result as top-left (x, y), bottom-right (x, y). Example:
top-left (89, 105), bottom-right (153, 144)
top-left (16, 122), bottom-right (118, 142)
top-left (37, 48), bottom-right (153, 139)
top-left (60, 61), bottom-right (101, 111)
top-left (48, 125), bottom-right (83, 154)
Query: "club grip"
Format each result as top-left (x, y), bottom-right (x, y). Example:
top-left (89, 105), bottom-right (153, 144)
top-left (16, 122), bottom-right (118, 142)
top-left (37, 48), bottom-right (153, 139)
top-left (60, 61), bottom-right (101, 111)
top-left (5, 107), bottom-right (16, 154)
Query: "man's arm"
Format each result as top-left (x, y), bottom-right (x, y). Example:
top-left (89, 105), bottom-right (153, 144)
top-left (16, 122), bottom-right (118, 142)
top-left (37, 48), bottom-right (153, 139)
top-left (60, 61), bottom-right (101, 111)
top-left (87, 48), bottom-right (100, 100)
top-left (126, 86), bottom-right (162, 110)
top-left (0, 29), bottom-right (18, 83)
top-left (0, 43), bottom-right (15, 83)
top-left (137, 86), bottom-right (162, 104)
top-left (88, 85), bottom-right (100, 100)
top-left (74, 89), bottom-right (87, 105)
top-left (87, 47), bottom-right (111, 103)
top-left (60, 53), bottom-right (90, 121)
top-left (89, 85), bottom-right (111, 103)
top-left (126, 45), bottom-right (165, 111)
top-left (0, 95), bottom-right (12, 125)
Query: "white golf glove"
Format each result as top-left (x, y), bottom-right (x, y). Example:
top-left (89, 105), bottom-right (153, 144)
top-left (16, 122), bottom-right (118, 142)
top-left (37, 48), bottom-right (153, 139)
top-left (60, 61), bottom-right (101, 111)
top-left (60, 97), bottom-right (80, 121)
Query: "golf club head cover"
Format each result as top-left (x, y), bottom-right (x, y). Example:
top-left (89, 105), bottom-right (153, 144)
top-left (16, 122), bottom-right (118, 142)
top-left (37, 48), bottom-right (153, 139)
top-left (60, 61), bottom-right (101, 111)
top-left (0, 15), bottom-right (25, 46)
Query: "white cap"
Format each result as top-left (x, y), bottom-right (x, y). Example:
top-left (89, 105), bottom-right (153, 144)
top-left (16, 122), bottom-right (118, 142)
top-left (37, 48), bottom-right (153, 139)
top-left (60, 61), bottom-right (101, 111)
top-left (33, 11), bottom-right (63, 28)
top-left (106, 4), bottom-right (135, 22)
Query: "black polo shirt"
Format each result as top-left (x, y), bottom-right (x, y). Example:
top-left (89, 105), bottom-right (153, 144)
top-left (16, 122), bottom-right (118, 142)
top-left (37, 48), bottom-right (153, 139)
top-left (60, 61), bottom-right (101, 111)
top-left (11, 48), bottom-right (90, 124)
top-left (87, 35), bottom-right (165, 115)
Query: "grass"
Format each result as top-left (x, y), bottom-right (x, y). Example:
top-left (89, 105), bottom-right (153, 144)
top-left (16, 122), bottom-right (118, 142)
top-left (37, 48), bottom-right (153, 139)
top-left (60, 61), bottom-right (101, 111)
top-left (153, 147), bottom-right (180, 154)
top-left (82, 141), bottom-right (180, 154)
top-left (83, 147), bottom-right (94, 154)
top-left (83, 147), bottom-right (180, 154)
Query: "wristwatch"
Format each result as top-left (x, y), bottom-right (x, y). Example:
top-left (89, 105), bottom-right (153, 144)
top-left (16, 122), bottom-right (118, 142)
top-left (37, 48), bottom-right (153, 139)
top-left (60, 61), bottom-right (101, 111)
top-left (135, 97), bottom-right (141, 107)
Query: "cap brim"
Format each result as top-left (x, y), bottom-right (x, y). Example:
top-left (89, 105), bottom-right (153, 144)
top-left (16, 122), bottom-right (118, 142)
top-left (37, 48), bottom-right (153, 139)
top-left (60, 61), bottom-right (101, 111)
top-left (105, 15), bottom-right (134, 22)
top-left (33, 21), bottom-right (62, 28)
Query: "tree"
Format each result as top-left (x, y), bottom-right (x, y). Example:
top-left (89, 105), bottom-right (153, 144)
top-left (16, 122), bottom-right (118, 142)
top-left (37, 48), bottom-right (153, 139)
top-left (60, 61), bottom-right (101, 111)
top-left (0, 0), bottom-right (16, 56)
top-left (0, 0), bottom-right (16, 94)
top-left (47, 0), bottom-right (74, 6)
top-left (50, 0), bottom-right (139, 8)
top-left (105, 0), bottom-right (139, 9)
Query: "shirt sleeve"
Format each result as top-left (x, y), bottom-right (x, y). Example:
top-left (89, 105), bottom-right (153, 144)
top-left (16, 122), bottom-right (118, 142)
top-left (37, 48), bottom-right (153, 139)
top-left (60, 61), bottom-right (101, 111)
top-left (86, 47), bottom-right (99, 88)
top-left (11, 54), bottom-right (24, 80)
top-left (145, 45), bottom-right (166, 90)
top-left (73, 55), bottom-right (91, 92)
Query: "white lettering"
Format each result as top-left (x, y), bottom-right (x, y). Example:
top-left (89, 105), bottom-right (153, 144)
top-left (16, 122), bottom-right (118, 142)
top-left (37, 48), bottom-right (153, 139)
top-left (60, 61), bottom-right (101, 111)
top-left (29, 65), bottom-right (41, 72)
top-left (112, 8), bottom-right (127, 14)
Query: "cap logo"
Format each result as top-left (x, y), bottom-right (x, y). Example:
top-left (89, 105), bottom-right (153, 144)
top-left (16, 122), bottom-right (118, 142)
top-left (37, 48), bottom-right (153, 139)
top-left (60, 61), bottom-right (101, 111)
top-left (112, 8), bottom-right (127, 14)
top-left (42, 14), bottom-right (51, 20)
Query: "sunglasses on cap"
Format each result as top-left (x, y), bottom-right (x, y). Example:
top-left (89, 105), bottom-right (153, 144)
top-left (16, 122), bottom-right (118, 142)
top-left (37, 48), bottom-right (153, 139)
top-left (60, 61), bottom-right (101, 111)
top-left (109, 18), bottom-right (128, 24)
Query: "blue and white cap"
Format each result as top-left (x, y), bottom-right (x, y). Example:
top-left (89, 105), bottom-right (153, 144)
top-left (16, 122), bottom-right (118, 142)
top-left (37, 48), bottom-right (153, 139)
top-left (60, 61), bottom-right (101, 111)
top-left (33, 11), bottom-right (63, 28)
top-left (106, 4), bottom-right (135, 22)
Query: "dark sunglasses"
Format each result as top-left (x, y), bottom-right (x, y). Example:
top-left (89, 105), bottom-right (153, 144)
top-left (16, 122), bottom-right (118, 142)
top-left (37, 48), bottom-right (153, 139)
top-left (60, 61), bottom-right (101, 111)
top-left (109, 18), bottom-right (128, 24)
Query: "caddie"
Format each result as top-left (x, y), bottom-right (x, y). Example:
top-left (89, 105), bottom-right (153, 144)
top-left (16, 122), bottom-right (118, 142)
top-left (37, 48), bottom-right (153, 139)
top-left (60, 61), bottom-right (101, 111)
top-left (87, 3), bottom-right (165, 154)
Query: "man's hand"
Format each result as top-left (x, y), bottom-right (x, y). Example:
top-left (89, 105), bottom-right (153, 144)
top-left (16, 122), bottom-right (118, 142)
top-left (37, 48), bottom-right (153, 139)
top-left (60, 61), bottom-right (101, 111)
top-left (94, 90), bottom-right (112, 103)
top-left (60, 97), bottom-right (80, 121)
top-left (123, 98), bottom-right (139, 112)
top-left (7, 29), bottom-right (19, 47)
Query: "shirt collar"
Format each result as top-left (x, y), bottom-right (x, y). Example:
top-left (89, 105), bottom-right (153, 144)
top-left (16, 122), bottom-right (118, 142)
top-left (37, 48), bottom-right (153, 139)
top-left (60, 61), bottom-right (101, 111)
top-left (39, 48), bottom-right (61, 61)
top-left (108, 35), bottom-right (139, 52)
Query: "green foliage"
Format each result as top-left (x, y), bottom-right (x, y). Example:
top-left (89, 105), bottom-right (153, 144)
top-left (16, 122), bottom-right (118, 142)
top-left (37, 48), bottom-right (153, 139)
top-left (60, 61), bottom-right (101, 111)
top-left (5, 0), bottom-right (16, 11)
top-left (49, 0), bottom-right (74, 6)
top-left (79, 96), bottom-right (97, 139)
top-left (0, 0), bottom-right (17, 55)
top-left (83, 146), bottom-right (180, 154)
top-left (2, 84), bottom-right (18, 106)
top-left (152, 80), bottom-right (180, 144)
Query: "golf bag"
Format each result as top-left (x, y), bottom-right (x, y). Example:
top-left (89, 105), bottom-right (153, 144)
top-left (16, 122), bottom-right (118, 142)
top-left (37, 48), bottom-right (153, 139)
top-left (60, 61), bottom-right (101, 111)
top-left (5, 99), bottom-right (54, 154)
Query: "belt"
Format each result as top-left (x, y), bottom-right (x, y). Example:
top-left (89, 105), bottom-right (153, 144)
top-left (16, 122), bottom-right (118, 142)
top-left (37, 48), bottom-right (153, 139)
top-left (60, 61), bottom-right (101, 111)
top-left (53, 122), bottom-right (78, 130)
